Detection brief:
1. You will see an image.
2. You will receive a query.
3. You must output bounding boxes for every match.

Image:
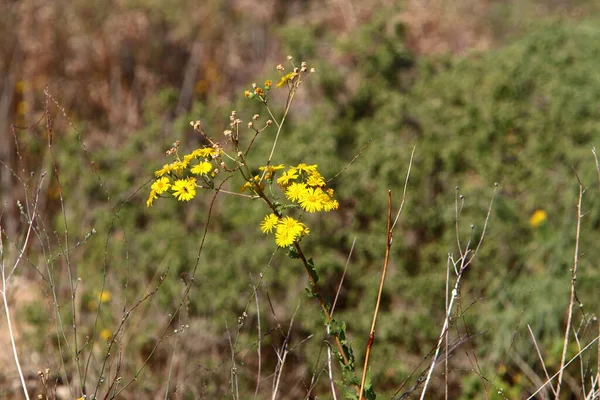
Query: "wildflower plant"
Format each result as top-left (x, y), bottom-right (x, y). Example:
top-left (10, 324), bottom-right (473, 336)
top-left (147, 57), bottom-right (366, 396)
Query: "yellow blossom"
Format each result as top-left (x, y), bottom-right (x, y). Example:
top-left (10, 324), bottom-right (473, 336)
top-left (299, 187), bottom-right (325, 213)
top-left (276, 72), bottom-right (297, 88)
top-left (290, 163), bottom-right (318, 175)
top-left (285, 182), bottom-right (308, 202)
top-left (99, 291), bottom-right (112, 303)
top-left (172, 178), bottom-right (197, 201)
top-left (276, 170), bottom-right (298, 187)
top-left (191, 161), bottom-right (213, 176)
top-left (275, 217), bottom-right (304, 247)
top-left (146, 189), bottom-right (158, 207)
top-left (529, 209), bottom-right (547, 228)
top-left (155, 164), bottom-right (173, 177)
top-left (306, 172), bottom-right (325, 187)
top-left (100, 329), bottom-right (112, 341)
top-left (259, 164), bottom-right (285, 180)
top-left (151, 177), bottom-right (171, 194)
top-left (260, 213), bottom-right (279, 234)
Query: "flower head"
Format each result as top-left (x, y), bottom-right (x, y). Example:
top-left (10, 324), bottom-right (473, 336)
top-left (151, 177), bottom-right (171, 194)
top-left (191, 161), bottom-right (213, 176)
top-left (275, 217), bottom-right (305, 247)
top-left (285, 182), bottom-right (308, 202)
top-left (260, 213), bottom-right (279, 234)
top-left (155, 164), bottom-right (173, 177)
top-left (146, 189), bottom-right (158, 207)
top-left (276, 170), bottom-right (298, 187)
top-left (299, 187), bottom-right (325, 213)
top-left (529, 209), bottom-right (547, 228)
top-left (172, 178), bottom-right (197, 201)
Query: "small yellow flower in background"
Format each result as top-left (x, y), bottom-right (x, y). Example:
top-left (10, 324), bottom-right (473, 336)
top-left (276, 170), bottom-right (298, 187)
top-left (285, 182), bottom-right (308, 201)
top-left (172, 178), bottom-right (197, 201)
top-left (146, 189), bottom-right (158, 207)
top-left (190, 161), bottom-right (213, 176)
top-left (100, 329), bottom-right (112, 341)
top-left (529, 209), bottom-right (547, 228)
top-left (151, 177), bottom-right (171, 194)
top-left (260, 213), bottom-right (279, 234)
top-left (99, 290), bottom-right (112, 303)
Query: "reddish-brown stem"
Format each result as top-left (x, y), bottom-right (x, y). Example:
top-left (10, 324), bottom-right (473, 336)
top-left (359, 191), bottom-right (393, 399)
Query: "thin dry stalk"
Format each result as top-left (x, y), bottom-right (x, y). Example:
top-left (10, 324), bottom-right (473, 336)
top-left (555, 176), bottom-right (584, 399)
top-left (227, 323), bottom-right (240, 400)
top-left (528, 324), bottom-right (556, 397)
top-left (271, 306), bottom-right (298, 400)
top-left (0, 171), bottom-right (44, 400)
top-left (528, 336), bottom-right (599, 400)
top-left (420, 185), bottom-right (497, 399)
top-left (254, 285), bottom-right (262, 400)
top-left (359, 191), bottom-right (392, 399)
top-left (592, 148), bottom-right (600, 384)
top-left (359, 148), bottom-right (414, 399)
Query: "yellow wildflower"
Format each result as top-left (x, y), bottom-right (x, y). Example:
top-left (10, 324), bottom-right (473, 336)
top-left (276, 72), bottom-right (297, 88)
top-left (529, 209), bottom-right (547, 228)
top-left (191, 161), bottom-right (213, 176)
top-left (151, 177), bottom-right (171, 194)
top-left (259, 164), bottom-right (285, 180)
top-left (100, 329), bottom-right (112, 341)
top-left (299, 187), bottom-right (325, 213)
top-left (98, 291), bottom-right (112, 303)
top-left (285, 182), bottom-right (308, 202)
top-left (155, 163), bottom-right (173, 177)
top-left (260, 213), bottom-right (279, 234)
top-left (275, 217), bottom-right (304, 247)
top-left (146, 189), bottom-right (158, 207)
top-left (306, 171), bottom-right (325, 187)
top-left (172, 178), bottom-right (197, 201)
top-left (276, 170), bottom-right (298, 187)
top-left (290, 163), bottom-right (318, 175)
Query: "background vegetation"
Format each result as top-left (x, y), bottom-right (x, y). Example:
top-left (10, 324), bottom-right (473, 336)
top-left (2, 0), bottom-right (600, 398)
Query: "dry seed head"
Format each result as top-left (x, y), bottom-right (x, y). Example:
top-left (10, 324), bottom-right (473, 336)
top-left (252, 82), bottom-right (257, 89)
top-left (287, 55), bottom-right (293, 60)
top-left (310, 67), bottom-right (316, 73)
top-left (252, 114), bottom-right (260, 120)
top-left (276, 64), bottom-right (285, 71)
top-left (248, 121), bottom-right (253, 128)
top-left (266, 119), bottom-right (273, 126)
top-left (224, 129), bottom-right (232, 137)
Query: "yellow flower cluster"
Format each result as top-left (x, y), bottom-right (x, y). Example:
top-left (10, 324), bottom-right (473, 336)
top-left (258, 163), bottom-right (338, 247)
top-left (147, 146), bottom-right (220, 206)
top-left (261, 214), bottom-right (310, 247)
top-left (277, 163), bottom-right (339, 213)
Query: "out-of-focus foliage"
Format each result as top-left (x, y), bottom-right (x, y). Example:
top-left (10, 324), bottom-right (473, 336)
top-left (3, 0), bottom-right (600, 398)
